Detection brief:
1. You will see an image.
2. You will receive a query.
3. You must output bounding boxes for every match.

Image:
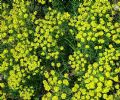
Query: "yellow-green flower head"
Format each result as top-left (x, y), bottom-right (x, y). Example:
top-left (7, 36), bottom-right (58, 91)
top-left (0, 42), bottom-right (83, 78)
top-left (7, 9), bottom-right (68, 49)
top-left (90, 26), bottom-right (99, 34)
top-left (63, 12), bottom-right (70, 19)
top-left (63, 79), bottom-right (69, 86)
top-left (52, 96), bottom-right (58, 100)
top-left (61, 93), bottom-right (67, 99)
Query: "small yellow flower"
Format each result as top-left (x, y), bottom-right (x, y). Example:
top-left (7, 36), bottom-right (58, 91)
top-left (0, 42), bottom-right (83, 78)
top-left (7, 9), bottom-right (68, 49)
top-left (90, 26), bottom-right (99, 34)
top-left (72, 87), bottom-right (77, 92)
top-left (85, 45), bottom-right (90, 49)
top-left (50, 70), bottom-right (55, 76)
top-left (52, 96), bottom-right (58, 100)
top-left (99, 66), bottom-right (103, 71)
top-left (63, 79), bottom-right (69, 86)
top-left (89, 90), bottom-right (94, 96)
top-left (24, 13), bottom-right (28, 18)
top-left (44, 72), bottom-right (49, 78)
top-left (61, 93), bottom-right (66, 99)
top-left (93, 62), bottom-right (98, 68)
top-left (60, 46), bottom-right (64, 50)
top-left (56, 63), bottom-right (61, 67)
top-left (64, 73), bottom-right (68, 78)
top-left (51, 62), bottom-right (55, 67)
top-left (54, 86), bottom-right (59, 92)
top-left (115, 84), bottom-right (119, 89)
top-left (103, 94), bottom-right (108, 99)
top-left (58, 80), bottom-right (62, 84)
top-left (47, 92), bottom-right (51, 97)
top-left (89, 82), bottom-right (95, 89)
top-left (113, 76), bottom-right (119, 82)
top-left (63, 12), bottom-right (70, 19)
top-left (105, 72), bottom-right (110, 77)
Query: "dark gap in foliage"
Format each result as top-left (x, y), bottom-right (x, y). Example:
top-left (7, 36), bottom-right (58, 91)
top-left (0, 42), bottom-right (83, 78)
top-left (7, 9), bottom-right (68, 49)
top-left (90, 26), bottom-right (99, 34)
top-left (57, 35), bottom-right (76, 62)
top-left (113, 11), bottom-right (120, 23)
top-left (24, 73), bottom-right (44, 100)
top-left (32, 1), bottom-right (46, 18)
top-left (1, 0), bottom-right (13, 9)
top-left (69, 75), bottom-right (78, 87)
top-left (35, 47), bottom-right (54, 71)
top-left (108, 0), bottom-right (119, 4)
top-left (28, 33), bottom-right (35, 42)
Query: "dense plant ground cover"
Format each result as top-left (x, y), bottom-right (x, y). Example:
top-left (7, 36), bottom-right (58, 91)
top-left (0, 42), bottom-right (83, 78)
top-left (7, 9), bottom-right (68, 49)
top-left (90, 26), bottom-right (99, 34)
top-left (0, 0), bottom-right (120, 100)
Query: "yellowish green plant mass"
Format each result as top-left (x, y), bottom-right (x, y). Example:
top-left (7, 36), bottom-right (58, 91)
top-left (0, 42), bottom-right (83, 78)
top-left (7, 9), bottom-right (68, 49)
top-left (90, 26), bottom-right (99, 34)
top-left (0, 0), bottom-right (120, 100)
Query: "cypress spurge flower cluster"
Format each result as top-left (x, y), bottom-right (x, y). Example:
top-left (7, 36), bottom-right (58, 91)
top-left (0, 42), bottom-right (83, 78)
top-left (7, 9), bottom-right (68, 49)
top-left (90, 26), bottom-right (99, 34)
top-left (0, 0), bottom-right (120, 100)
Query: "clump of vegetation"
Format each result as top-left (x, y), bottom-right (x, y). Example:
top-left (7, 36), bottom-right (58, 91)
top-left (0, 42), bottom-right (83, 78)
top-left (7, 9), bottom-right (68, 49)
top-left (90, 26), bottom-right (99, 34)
top-left (0, 0), bottom-right (120, 99)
